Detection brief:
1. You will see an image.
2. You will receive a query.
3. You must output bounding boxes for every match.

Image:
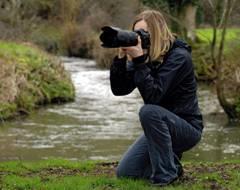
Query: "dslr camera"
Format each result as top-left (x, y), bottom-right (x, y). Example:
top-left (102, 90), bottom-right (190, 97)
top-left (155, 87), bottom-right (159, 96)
top-left (99, 26), bottom-right (150, 49)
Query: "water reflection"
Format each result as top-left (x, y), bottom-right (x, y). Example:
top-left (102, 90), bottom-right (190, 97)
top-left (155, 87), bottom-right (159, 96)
top-left (0, 57), bottom-right (239, 161)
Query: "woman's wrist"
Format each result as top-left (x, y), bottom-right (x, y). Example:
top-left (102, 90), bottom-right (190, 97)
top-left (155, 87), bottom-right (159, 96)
top-left (118, 53), bottom-right (126, 59)
top-left (132, 54), bottom-right (149, 65)
top-left (118, 48), bottom-right (127, 59)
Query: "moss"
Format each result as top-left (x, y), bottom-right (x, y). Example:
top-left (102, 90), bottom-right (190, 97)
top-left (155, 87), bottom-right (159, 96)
top-left (0, 41), bottom-right (75, 121)
top-left (0, 103), bottom-right (17, 120)
top-left (40, 80), bottom-right (75, 103)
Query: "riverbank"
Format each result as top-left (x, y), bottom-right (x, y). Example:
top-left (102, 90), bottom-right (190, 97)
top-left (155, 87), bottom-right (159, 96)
top-left (0, 159), bottom-right (239, 189)
top-left (0, 41), bottom-right (75, 121)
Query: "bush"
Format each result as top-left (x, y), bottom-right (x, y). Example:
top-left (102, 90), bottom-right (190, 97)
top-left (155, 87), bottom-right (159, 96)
top-left (191, 42), bottom-right (216, 81)
top-left (191, 28), bottom-right (240, 81)
top-left (0, 41), bottom-right (75, 120)
top-left (223, 39), bottom-right (240, 114)
top-left (60, 5), bottom-right (111, 58)
top-left (92, 35), bottom-right (116, 69)
top-left (29, 22), bottom-right (63, 54)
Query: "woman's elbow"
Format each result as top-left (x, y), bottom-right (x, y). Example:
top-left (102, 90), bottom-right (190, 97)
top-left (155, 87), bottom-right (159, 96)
top-left (111, 85), bottom-right (135, 96)
top-left (111, 87), bottom-right (127, 96)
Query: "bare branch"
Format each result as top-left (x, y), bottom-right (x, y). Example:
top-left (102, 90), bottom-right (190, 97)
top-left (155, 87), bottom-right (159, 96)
top-left (207, 0), bottom-right (214, 10)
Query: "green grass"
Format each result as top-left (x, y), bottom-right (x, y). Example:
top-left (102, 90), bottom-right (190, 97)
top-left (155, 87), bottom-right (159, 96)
top-left (196, 28), bottom-right (240, 44)
top-left (192, 28), bottom-right (240, 81)
top-left (0, 159), bottom-right (240, 190)
top-left (0, 41), bottom-right (75, 120)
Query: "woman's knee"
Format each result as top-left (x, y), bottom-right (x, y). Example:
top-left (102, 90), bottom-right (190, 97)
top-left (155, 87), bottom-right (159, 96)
top-left (116, 158), bottom-right (145, 179)
top-left (116, 165), bottom-right (137, 179)
top-left (139, 104), bottom-right (164, 124)
top-left (116, 165), bottom-right (125, 178)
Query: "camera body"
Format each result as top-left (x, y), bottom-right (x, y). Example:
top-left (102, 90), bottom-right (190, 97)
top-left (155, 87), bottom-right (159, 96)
top-left (100, 26), bottom-right (151, 49)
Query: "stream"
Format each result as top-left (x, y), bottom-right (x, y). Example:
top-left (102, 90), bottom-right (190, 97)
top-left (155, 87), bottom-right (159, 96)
top-left (0, 57), bottom-right (240, 162)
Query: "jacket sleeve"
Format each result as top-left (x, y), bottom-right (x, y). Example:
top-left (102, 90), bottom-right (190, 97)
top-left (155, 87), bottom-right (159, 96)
top-left (133, 49), bottom-right (192, 104)
top-left (110, 56), bottom-right (136, 96)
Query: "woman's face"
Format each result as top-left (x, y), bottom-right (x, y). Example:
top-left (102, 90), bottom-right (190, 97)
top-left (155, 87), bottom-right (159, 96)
top-left (133, 19), bottom-right (148, 32)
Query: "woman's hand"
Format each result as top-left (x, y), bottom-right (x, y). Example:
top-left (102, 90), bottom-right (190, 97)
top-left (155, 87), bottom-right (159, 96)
top-left (118, 48), bottom-right (127, 59)
top-left (122, 36), bottom-right (144, 59)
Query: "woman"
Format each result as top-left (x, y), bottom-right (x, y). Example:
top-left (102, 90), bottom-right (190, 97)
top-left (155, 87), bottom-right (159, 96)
top-left (110, 10), bottom-right (204, 186)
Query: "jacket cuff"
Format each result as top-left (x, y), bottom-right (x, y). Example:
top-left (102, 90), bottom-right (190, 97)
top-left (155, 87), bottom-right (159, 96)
top-left (132, 54), bottom-right (148, 66)
top-left (112, 56), bottom-right (127, 68)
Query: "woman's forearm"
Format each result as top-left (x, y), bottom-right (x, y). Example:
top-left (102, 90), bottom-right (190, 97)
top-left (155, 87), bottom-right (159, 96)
top-left (110, 56), bottom-right (136, 96)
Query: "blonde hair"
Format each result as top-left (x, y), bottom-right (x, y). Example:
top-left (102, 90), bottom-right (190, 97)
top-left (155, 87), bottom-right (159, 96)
top-left (132, 10), bottom-right (175, 61)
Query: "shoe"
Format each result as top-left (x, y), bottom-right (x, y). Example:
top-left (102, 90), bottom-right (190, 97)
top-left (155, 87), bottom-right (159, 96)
top-left (177, 164), bottom-right (184, 177)
top-left (150, 176), bottom-right (179, 187)
top-left (150, 166), bottom-right (183, 187)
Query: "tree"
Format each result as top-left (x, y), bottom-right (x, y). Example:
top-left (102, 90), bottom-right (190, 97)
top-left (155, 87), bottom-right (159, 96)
top-left (208, 0), bottom-right (239, 119)
top-left (140, 0), bottom-right (199, 41)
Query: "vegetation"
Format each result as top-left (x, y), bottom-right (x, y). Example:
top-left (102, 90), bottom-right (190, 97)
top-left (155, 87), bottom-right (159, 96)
top-left (0, 41), bottom-right (75, 121)
top-left (204, 0), bottom-right (240, 120)
top-left (196, 28), bottom-right (239, 43)
top-left (0, 0), bottom-right (240, 118)
top-left (192, 28), bottom-right (240, 80)
top-left (141, 0), bottom-right (200, 41)
top-left (0, 2), bottom-right (240, 190)
top-left (0, 159), bottom-right (239, 189)
top-left (0, 0), bottom-right (138, 57)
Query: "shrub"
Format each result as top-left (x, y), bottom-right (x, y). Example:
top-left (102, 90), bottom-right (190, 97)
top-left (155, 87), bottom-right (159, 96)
top-left (29, 23), bottom-right (63, 54)
top-left (0, 41), bottom-right (75, 120)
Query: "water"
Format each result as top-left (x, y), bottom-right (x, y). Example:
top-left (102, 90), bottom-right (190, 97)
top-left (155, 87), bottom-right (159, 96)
top-left (0, 57), bottom-right (240, 162)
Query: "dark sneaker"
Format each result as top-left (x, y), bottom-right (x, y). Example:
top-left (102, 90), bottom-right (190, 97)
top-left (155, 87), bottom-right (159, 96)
top-left (150, 166), bottom-right (183, 187)
top-left (150, 176), bottom-right (179, 187)
top-left (177, 164), bottom-right (184, 177)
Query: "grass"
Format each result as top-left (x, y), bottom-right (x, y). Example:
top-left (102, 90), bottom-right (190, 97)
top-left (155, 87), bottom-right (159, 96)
top-left (0, 41), bottom-right (75, 120)
top-left (192, 28), bottom-right (240, 81)
top-left (0, 159), bottom-right (240, 190)
top-left (196, 28), bottom-right (240, 44)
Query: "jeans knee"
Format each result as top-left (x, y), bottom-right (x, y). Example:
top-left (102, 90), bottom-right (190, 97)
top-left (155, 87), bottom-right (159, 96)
top-left (139, 104), bottom-right (163, 124)
top-left (116, 165), bottom-right (127, 178)
top-left (116, 164), bottom-right (141, 179)
top-left (139, 104), bottom-right (153, 122)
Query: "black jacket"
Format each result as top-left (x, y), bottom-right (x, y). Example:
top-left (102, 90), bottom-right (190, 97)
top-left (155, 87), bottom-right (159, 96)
top-left (110, 39), bottom-right (204, 130)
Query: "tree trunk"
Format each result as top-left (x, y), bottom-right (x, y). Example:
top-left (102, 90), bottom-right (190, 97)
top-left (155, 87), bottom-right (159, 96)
top-left (171, 2), bottom-right (197, 41)
top-left (216, 75), bottom-right (237, 119)
top-left (182, 3), bottom-right (197, 42)
top-left (213, 0), bottom-right (238, 120)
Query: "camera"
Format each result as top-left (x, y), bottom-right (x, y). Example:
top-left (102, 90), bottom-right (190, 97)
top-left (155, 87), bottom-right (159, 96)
top-left (99, 26), bottom-right (151, 49)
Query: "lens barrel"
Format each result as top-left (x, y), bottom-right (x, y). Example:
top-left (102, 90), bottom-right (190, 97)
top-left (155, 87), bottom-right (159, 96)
top-left (100, 26), bottom-right (138, 48)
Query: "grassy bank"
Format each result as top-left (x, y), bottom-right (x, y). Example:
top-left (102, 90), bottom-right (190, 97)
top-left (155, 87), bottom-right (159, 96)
top-left (0, 159), bottom-right (239, 190)
top-left (196, 28), bottom-right (239, 44)
top-left (0, 41), bottom-right (75, 121)
top-left (192, 28), bottom-right (240, 81)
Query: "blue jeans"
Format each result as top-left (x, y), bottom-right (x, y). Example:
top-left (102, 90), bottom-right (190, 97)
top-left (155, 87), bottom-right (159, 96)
top-left (116, 104), bottom-right (202, 184)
